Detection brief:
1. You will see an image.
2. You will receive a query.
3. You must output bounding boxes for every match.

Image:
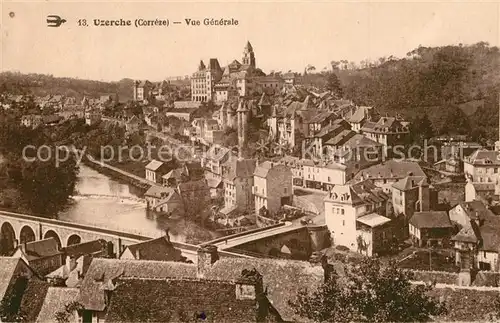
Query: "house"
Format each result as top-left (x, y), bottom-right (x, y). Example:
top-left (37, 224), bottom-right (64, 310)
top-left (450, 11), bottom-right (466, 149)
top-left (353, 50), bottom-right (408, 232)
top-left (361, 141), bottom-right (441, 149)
top-left (306, 118), bottom-right (351, 159)
top-left (145, 159), bottom-right (171, 183)
top-left (12, 238), bottom-right (64, 276)
top-left (391, 175), bottom-right (437, 238)
top-left (324, 179), bottom-right (391, 254)
top-left (465, 181), bottom-right (495, 203)
top-left (84, 108), bottom-right (101, 126)
top-left (345, 106), bottom-right (378, 132)
top-left (162, 167), bottom-right (187, 187)
top-left (165, 107), bottom-right (198, 122)
top-left (46, 239), bottom-right (109, 287)
top-left (360, 116), bottom-right (410, 152)
top-left (278, 156), bottom-right (306, 186)
top-left (356, 213), bottom-right (393, 257)
top-left (220, 156), bottom-right (256, 217)
top-left (409, 211), bottom-right (453, 247)
top-left (253, 161), bottom-right (293, 218)
top-left (8, 278), bottom-right (50, 323)
top-left (144, 186), bottom-right (184, 215)
top-left (323, 131), bottom-right (383, 179)
top-left (451, 202), bottom-right (500, 271)
top-left (77, 258), bottom-right (198, 322)
top-left (434, 154), bottom-right (463, 174)
top-left (133, 80), bottom-right (154, 102)
top-left (119, 235), bottom-right (185, 262)
top-left (202, 145), bottom-right (235, 182)
top-left (20, 114), bottom-right (43, 128)
top-left (464, 149), bottom-right (500, 183)
top-left (173, 101), bottom-right (202, 110)
top-left (302, 159), bottom-right (347, 190)
top-left (350, 159), bottom-right (427, 193)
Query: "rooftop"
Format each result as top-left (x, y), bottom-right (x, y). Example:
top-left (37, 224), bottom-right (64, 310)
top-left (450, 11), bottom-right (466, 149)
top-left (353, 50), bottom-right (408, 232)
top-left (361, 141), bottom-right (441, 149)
top-left (351, 160), bottom-right (426, 182)
top-left (79, 258), bottom-right (197, 311)
top-left (123, 236), bottom-right (184, 262)
top-left (409, 211), bottom-right (453, 229)
top-left (36, 287), bottom-right (79, 323)
top-left (357, 213), bottom-right (392, 227)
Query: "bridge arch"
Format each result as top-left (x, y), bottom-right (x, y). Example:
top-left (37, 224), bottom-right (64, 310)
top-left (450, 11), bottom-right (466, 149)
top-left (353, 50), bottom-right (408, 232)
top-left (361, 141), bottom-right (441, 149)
top-left (66, 234), bottom-right (81, 246)
top-left (19, 226), bottom-right (36, 244)
top-left (43, 230), bottom-right (62, 250)
top-left (0, 222), bottom-right (17, 255)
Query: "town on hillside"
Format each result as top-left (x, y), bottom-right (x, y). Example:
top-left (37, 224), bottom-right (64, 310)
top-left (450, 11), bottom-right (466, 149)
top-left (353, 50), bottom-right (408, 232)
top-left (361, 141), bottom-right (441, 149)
top-left (3, 28), bottom-right (500, 323)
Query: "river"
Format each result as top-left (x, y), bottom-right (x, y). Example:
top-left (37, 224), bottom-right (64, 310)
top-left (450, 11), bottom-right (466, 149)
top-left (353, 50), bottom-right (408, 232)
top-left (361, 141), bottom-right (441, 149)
top-left (58, 165), bottom-right (219, 243)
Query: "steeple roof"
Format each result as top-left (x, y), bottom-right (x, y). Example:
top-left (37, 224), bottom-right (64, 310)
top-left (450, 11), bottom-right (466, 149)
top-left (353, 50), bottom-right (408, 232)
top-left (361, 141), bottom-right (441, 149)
top-left (198, 60), bottom-right (206, 71)
top-left (244, 41), bottom-right (253, 52)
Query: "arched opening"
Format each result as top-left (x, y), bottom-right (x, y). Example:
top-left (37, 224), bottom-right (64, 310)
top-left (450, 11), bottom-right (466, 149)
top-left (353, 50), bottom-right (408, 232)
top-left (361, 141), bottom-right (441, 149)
top-left (19, 226), bottom-right (36, 245)
top-left (66, 234), bottom-right (81, 247)
top-left (43, 230), bottom-right (62, 250)
top-left (0, 222), bottom-right (16, 256)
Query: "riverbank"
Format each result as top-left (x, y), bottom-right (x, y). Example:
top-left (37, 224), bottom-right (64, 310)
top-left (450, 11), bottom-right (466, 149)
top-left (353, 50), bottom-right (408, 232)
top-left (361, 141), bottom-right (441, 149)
top-left (81, 157), bottom-right (150, 194)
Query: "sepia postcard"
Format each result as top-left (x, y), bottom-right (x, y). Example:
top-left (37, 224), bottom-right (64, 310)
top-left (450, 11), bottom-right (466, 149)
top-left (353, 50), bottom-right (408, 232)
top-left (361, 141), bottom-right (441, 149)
top-left (0, 1), bottom-right (500, 322)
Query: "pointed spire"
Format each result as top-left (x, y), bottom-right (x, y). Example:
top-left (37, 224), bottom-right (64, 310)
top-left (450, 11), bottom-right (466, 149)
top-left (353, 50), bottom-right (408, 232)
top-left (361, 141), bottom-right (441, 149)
top-left (244, 41), bottom-right (253, 52)
top-left (301, 95), bottom-right (312, 110)
top-left (198, 60), bottom-right (206, 71)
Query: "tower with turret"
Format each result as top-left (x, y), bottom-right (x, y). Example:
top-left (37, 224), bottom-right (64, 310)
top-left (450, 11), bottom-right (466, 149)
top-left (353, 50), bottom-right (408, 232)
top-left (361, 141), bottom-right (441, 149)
top-left (237, 100), bottom-right (249, 159)
top-left (242, 41), bottom-right (256, 69)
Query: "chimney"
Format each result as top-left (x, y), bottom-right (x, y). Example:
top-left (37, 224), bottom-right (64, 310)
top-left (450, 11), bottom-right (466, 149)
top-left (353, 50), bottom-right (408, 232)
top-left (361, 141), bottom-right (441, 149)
top-left (235, 268), bottom-right (264, 300)
top-left (135, 249), bottom-right (141, 260)
top-left (164, 229), bottom-right (171, 242)
top-left (197, 244), bottom-right (219, 278)
top-left (69, 256), bottom-right (77, 272)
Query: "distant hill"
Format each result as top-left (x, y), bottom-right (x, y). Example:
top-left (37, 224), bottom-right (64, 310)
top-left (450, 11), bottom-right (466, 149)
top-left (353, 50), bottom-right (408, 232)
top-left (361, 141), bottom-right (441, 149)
top-left (0, 72), bottom-right (135, 102)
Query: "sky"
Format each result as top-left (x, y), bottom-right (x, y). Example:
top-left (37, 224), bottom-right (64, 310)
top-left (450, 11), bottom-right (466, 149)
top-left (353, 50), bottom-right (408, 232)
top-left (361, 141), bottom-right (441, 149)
top-left (1, 1), bottom-right (499, 82)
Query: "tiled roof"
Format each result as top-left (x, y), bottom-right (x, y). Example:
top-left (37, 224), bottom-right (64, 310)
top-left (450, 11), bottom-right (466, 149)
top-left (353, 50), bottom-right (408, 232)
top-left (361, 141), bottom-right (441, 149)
top-left (144, 186), bottom-right (175, 199)
top-left (324, 129), bottom-right (356, 146)
top-left (123, 237), bottom-right (184, 262)
top-left (222, 156), bottom-right (256, 181)
top-left (451, 203), bottom-right (500, 252)
top-left (471, 183), bottom-right (495, 192)
top-left (342, 133), bottom-right (382, 149)
top-left (63, 239), bottom-right (107, 259)
top-left (466, 149), bottom-right (500, 166)
top-left (206, 178), bottom-right (222, 189)
top-left (347, 106), bottom-right (369, 123)
top-left (258, 93), bottom-right (271, 106)
top-left (357, 213), bottom-right (391, 227)
top-left (161, 168), bottom-right (186, 181)
top-left (409, 211), bottom-right (452, 229)
top-left (455, 201), bottom-right (495, 220)
top-left (79, 258), bottom-right (196, 311)
top-left (104, 277), bottom-right (262, 322)
top-left (36, 287), bottom-right (79, 323)
top-left (351, 160), bottom-right (426, 182)
top-left (203, 258), bottom-right (325, 321)
top-left (254, 161), bottom-right (275, 178)
top-left (18, 280), bottom-right (50, 322)
top-left (392, 176), bottom-right (428, 191)
top-left (145, 159), bottom-right (165, 171)
top-left (307, 111), bottom-right (337, 124)
top-left (361, 117), bottom-right (407, 134)
top-left (325, 179), bottom-right (389, 205)
top-left (23, 238), bottom-right (61, 261)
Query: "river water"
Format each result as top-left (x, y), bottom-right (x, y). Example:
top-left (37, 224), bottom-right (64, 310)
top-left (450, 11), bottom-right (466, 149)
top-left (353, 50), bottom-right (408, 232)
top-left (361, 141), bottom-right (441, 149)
top-left (58, 165), bottom-right (218, 243)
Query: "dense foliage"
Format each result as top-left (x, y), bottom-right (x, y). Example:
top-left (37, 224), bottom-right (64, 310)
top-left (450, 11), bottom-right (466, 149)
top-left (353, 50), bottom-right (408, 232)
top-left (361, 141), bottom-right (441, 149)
top-left (289, 258), bottom-right (446, 322)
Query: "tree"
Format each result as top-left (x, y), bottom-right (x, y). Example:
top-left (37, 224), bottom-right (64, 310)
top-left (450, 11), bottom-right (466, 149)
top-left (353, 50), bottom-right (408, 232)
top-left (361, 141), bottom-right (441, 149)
top-left (325, 72), bottom-right (343, 99)
top-left (289, 258), bottom-right (446, 322)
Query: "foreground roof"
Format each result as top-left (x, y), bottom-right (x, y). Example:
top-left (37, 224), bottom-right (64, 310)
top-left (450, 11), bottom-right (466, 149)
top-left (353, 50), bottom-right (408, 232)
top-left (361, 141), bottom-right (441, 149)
top-left (79, 258), bottom-right (196, 311)
top-left (352, 160), bottom-right (426, 182)
top-left (36, 287), bottom-right (79, 323)
top-left (203, 257), bottom-right (324, 321)
top-left (105, 277), bottom-right (265, 322)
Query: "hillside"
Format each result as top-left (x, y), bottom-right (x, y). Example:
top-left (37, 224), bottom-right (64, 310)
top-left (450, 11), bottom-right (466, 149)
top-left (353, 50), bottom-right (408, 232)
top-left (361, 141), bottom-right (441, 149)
top-left (0, 72), bottom-right (135, 101)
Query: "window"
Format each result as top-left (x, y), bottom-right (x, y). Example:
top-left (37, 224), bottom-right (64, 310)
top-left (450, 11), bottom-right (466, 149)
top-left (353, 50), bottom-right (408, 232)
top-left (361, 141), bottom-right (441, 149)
top-left (341, 209), bottom-right (344, 215)
top-left (484, 251), bottom-right (487, 258)
top-left (495, 168), bottom-right (498, 174)
top-left (284, 187), bottom-right (287, 194)
top-left (342, 220), bottom-right (345, 226)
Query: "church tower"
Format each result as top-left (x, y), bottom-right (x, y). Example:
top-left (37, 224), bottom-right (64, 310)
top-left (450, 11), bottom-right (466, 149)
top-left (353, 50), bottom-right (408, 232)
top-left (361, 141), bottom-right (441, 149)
top-left (242, 41), bottom-right (256, 69)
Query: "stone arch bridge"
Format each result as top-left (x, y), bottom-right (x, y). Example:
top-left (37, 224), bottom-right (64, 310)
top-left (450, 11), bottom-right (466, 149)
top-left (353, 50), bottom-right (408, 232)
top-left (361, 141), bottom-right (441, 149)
top-left (0, 210), bottom-right (152, 257)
